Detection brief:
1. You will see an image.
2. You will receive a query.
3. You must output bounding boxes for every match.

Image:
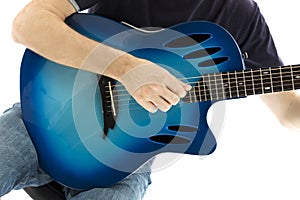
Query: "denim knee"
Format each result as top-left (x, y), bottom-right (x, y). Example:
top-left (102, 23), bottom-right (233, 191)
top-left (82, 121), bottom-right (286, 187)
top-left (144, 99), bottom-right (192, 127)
top-left (0, 104), bottom-right (51, 196)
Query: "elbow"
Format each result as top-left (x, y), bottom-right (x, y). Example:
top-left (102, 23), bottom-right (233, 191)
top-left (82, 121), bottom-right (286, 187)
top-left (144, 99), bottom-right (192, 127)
top-left (11, 1), bottom-right (72, 46)
top-left (11, 0), bottom-right (75, 45)
top-left (11, 6), bottom-right (32, 45)
top-left (279, 115), bottom-right (300, 132)
top-left (11, 13), bottom-right (24, 44)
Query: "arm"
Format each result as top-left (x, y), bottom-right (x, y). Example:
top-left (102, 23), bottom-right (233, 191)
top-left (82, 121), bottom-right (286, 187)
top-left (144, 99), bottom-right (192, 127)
top-left (260, 92), bottom-right (300, 131)
top-left (12, 0), bottom-right (190, 113)
top-left (228, 1), bottom-right (300, 132)
top-left (11, 0), bottom-right (134, 78)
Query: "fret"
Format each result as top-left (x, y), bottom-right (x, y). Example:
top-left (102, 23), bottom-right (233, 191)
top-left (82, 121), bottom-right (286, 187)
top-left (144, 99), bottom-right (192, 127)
top-left (269, 68), bottom-right (274, 93)
top-left (260, 68), bottom-right (272, 94)
top-left (184, 78), bottom-right (201, 103)
top-left (192, 85), bottom-right (197, 102)
top-left (259, 69), bottom-right (264, 94)
top-left (197, 81), bottom-right (202, 102)
top-left (183, 80), bottom-right (199, 103)
top-left (214, 73), bottom-right (225, 100)
top-left (235, 71), bottom-right (246, 97)
top-left (188, 90), bottom-right (192, 103)
top-left (213, 73), bottom-right (222, 100)
top-left (187, 86), bottom-right (196, 103)
top-left (219, 73), bottom-right (226, 100)
top-left (269, 67), bottom-right (283, 93)
top-left (244, 69), bottom-right (254, 96)
top-left (251, 69), bottom-right (264, 95)
top-left (221, 72), bottom-right (231, 99)
top-left (208, 74), bottom-right (218, 100)
top-left (227, 72), bottom-right (232, 98)
top-left (183, 64), bottom-right (300, 104)
top-left (243, 71), bottom-right (247, 96)
top-left (281, 65), bottom-right (293, 91)
top-left (227, 71), bottom-right (238, 98)
top-left (213, 74), bottom-right (219, 100)
top-left (290, 66), bottom-right (295, 90)
top-left (292, 65), bottom-right (300, 90)
top-left (190, 90), bottom-right (193, 102)
top-left (202, 76), bottom-right (210, 101)
top-left (201, 75), bottom-right (211, 101)
top-left (234, 71), bottom-right (240, 97)
top-left (279, 66), bottom-right (284, 91)
top-left (251, 69), bottom-right (255, 95)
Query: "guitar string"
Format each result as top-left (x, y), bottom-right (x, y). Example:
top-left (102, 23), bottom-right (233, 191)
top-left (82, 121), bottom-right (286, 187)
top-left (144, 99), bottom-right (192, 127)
top-left (104, 81), bottom-right (300, 113)
top-left (106, 74), bottom-right (300, 97)
top-left (98, 66), bottom-right (300, 112)
top-left (105, 66), bottom-right (300, 92)
top-left (103, 64), bottom-right (300, 88)
top-left (106, 79), bottom-right (300, 105)
top-left (104, 70), bottom-right (300, 100)
top-left (104, 71), bottom-right (300, 105)
top-left (107, 84), bottom-right (300, 113)
top-left (97, 65), bottom-right (300, 111)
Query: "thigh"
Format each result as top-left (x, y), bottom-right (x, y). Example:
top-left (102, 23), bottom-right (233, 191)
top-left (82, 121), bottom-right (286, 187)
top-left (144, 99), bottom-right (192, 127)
top-left (67, 159), bottom-right (153, 200)
top-left (0, 103), bottom-right (52, 196)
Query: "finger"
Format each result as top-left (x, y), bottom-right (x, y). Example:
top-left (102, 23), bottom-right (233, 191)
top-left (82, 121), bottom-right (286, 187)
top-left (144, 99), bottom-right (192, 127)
top-left (151, 96), bottom-right (172, 112)
top-left (136, 99), bottom-right (158, 113)
top-left (160, 88), bottom-right (180, 105)
top-left (166, 78), bottom-right (188, 98)
top-left (180, 81), bottom-right (192, 91)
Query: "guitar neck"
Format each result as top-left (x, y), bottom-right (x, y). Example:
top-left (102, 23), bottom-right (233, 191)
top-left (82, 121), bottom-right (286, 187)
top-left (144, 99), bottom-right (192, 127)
top-left (184, 64), bottom-right (300, 103)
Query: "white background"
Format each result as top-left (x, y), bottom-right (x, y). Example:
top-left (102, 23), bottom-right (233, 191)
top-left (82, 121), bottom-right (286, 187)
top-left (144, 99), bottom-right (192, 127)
top-left (1, 1), bottom-right (300, 199)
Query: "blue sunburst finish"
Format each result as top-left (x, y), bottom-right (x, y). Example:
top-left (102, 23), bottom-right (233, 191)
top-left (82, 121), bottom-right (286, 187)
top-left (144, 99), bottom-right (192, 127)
top-left (20, 13), bottom-right (245, 189)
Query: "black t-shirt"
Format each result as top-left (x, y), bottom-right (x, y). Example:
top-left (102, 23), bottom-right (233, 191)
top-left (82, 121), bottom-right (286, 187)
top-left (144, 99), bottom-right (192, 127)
top-left (70, 0), bottom-right (283, 69)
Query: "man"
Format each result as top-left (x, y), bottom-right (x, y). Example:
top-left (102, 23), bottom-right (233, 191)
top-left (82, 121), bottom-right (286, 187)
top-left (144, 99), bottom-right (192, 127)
top-left (1, 0), bottom-right (300, 199)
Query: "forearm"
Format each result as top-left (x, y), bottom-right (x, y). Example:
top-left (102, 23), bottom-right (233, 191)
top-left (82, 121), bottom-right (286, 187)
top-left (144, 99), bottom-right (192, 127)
top-left (11, 0), bottom-right (141, 80)
top-left (11, 0), bottom-right (190, 113)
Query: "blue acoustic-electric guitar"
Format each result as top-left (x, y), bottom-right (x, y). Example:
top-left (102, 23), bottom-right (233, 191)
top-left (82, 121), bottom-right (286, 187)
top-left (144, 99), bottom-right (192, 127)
top-left (20, 13), bottom-right (300, 189)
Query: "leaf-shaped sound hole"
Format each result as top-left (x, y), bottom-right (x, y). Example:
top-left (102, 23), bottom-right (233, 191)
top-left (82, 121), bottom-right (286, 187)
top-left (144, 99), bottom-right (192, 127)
top-left (149, 135), bottom-right (191, 144)
top-left (167, 125), bottom-right (198, 132)
top-left (184, 47), bottom-right (222, 59)
top-left (164, 34), bottom-right (211, 48)
top-left (198, 57), bottom-right (229, 67)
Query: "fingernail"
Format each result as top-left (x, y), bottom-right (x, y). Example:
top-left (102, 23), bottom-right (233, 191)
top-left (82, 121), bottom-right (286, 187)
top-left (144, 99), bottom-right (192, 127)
top-left (173, 96), bottom-right (180, 105)
top-left (179, 91), bottom-right (187, 98)
top-left (185, 84), bottom-right (192, 91)
top-left (149, 106), bottom-right (158, 113)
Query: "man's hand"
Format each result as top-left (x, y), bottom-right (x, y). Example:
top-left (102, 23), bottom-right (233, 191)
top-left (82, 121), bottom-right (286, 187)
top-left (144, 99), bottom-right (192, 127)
top-left (120, 61), bottom-right (192, 113)
top-left (83, 45), bottom-right (191, 113)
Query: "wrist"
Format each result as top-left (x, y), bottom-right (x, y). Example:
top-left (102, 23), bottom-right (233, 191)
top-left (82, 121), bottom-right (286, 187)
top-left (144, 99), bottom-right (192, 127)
top-left (104, 53), bottom-right (150, 81)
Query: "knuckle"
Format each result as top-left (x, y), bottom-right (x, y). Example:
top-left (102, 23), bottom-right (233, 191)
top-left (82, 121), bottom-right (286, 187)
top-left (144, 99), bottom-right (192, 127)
top-left (149, 83), bottom-right (163, 92)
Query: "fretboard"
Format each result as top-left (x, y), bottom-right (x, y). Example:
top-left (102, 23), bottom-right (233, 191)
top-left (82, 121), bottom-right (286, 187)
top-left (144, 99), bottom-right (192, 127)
top-left (183, 64), bottom-right (300, 103)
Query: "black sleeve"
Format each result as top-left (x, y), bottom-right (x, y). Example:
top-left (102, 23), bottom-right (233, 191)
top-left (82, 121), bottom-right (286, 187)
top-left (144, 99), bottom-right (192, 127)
top-left (69, 0), bottom-right (102, 11)
top-left (227, 1), bottom-right (283, 70)
top-left (191, 0), bottom-right (283, 69)
top-left (239, 3), bottom-right (283, 70)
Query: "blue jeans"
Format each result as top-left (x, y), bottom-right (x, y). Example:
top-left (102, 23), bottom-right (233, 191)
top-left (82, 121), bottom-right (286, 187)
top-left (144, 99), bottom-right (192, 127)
top-left (0, 103), bottom-right (152, 199)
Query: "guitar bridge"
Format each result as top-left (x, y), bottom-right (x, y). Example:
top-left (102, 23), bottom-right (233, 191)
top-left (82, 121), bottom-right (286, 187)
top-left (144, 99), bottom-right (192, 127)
top-left (98, 75), bottom-right (117, 139)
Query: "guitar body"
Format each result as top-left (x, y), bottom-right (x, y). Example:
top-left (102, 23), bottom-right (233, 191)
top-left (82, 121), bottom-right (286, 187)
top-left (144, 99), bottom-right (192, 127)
top-left (20, 13), bottom-right (245, 189)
